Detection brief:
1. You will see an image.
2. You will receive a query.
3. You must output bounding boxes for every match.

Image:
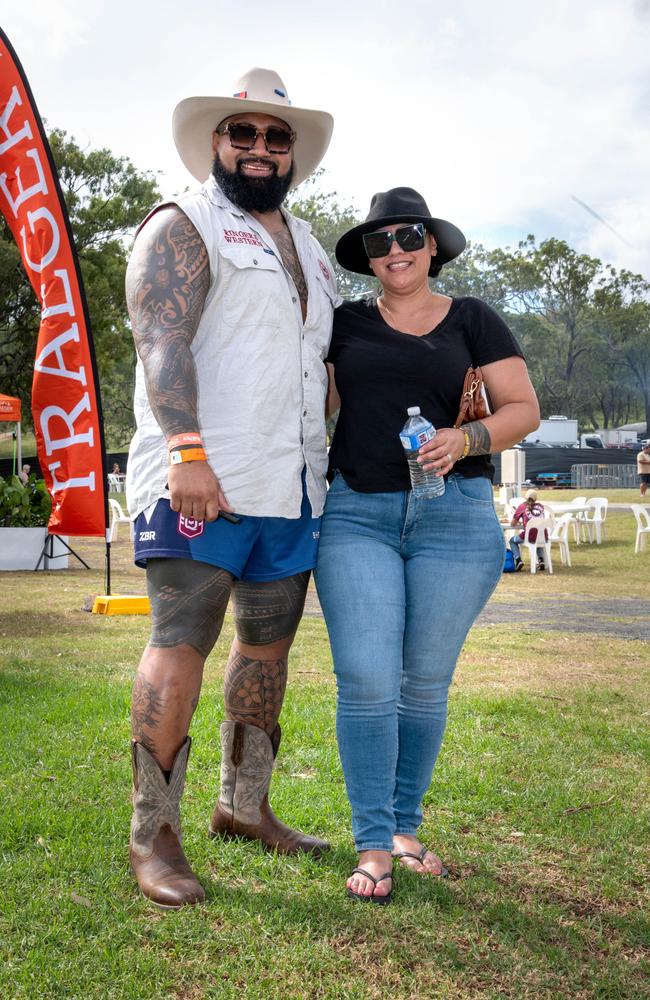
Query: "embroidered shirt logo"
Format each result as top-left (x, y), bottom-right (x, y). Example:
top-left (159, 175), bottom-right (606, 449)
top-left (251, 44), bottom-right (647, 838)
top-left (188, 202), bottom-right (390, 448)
top-left (177, 515), bottom-right (205, 539)
top-left (223, 229), bottom-right (264, 247)
top-left (318, 259), bottom-right (331, 281)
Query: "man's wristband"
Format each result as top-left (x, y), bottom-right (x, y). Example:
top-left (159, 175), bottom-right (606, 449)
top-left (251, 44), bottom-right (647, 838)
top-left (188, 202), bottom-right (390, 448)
top-left (169, 447), bottom-right (207, 465)
top-left (168, 432), bottom-right (203, 451)
top-left (461, 429), bottom-right (471, 460)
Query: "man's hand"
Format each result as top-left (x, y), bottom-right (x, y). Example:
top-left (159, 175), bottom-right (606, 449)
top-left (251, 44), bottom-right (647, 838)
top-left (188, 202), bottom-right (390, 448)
top-left (168, 462), bottom-right (234, 522)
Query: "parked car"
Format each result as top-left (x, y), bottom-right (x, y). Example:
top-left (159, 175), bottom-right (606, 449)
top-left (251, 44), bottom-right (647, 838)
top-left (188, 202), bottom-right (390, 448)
top-left (530, 471), bottom-right (573, 488)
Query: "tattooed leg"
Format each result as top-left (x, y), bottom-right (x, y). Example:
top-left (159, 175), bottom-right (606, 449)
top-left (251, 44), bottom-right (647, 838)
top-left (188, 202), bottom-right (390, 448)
top-left (225, 571), bottom-right (310, 736)
top-left (131, 558), bottom-right (234, 769)
top-left (131, 651), bottom-right (203, 770)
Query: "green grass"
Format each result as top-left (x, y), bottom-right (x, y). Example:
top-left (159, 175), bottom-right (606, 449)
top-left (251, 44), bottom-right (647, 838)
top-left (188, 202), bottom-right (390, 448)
top-left (0, 512), bottom-right (648, 999)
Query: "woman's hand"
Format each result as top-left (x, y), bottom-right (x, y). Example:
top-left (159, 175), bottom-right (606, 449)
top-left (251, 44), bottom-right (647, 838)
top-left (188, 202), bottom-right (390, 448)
top-left (417, 427), bottom-right (465, 474)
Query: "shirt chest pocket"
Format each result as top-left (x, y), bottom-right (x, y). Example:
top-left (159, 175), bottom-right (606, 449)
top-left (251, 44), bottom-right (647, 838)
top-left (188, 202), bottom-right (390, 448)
top-left (307, 272), bottom-right (337, 358)
top-left (217, 244), bottom-right (283, 328)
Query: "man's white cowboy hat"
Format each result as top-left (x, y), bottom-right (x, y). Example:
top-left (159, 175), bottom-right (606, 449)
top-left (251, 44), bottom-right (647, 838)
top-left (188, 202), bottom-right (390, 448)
top-left (172, 67), bottom-right (334, 189)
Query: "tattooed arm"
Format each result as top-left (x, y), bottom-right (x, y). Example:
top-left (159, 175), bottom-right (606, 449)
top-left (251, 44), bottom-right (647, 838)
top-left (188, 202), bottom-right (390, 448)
top-left (418, 357), bottom-right (540, 473)
top-left (126, 207), bottom-right (232, 521)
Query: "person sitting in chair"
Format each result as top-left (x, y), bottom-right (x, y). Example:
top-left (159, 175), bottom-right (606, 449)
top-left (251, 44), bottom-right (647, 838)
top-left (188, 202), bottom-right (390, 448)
top-left (509, 489), bottom-right (547, 570)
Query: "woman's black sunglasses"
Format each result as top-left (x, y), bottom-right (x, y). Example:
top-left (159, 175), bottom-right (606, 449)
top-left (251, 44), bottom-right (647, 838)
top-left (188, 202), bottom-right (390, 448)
top-left (215, 122), bottom-right (296, 154)
top-left (362, 223), bottom-right (427, 259)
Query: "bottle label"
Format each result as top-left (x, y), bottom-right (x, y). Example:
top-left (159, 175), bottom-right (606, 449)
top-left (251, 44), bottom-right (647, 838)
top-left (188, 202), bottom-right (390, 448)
top-left (400, 428), bottom-right (434, 451)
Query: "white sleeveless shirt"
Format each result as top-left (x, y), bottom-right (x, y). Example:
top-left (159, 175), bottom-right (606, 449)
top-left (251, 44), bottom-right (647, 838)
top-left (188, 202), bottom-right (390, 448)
top-left (126, 177), bottom-right (338, 519)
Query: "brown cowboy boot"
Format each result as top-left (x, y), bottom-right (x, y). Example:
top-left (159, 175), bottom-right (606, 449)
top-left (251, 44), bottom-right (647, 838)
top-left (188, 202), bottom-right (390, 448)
top-left (130, 737), bottom-right (205, 909)
top-left (208, 721), bottom-right (329, 857)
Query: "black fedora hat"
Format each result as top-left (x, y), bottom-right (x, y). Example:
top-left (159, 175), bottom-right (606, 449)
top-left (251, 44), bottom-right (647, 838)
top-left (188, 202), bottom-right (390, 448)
top-left (335, 186), bottom-right (466, 277)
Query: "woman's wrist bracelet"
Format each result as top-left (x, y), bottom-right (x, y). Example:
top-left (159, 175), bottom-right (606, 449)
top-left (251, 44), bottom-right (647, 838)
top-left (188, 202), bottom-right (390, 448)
top-left (461, 429), bottom-right (471, 460)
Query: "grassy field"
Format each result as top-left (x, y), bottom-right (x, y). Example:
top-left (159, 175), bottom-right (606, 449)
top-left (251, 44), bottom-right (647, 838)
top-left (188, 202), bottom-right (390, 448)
top-left (0, 493), bottom-right (648, 999)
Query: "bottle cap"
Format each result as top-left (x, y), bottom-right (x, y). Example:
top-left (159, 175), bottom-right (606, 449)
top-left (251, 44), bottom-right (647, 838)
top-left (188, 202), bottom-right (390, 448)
top-left (407, 406), bottom-right (421, 416)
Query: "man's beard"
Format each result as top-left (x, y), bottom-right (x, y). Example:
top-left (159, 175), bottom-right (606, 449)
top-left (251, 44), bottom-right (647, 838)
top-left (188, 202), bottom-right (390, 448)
top-left (212, 153), bottom-right (294, 213)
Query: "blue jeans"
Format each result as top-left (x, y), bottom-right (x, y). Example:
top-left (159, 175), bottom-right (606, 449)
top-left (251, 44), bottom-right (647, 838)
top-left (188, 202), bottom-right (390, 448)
top-left (314, 472), bottom-right (505, 852)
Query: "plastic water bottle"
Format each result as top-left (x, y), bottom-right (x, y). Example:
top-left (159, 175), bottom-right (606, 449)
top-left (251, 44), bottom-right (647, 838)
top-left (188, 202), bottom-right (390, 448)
top-left (399, 406), bottom-right (445, 498)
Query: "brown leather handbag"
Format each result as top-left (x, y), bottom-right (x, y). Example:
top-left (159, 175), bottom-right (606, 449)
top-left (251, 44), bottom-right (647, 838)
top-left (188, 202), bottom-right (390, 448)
top-left (453, 367), bottom-right (490, 428)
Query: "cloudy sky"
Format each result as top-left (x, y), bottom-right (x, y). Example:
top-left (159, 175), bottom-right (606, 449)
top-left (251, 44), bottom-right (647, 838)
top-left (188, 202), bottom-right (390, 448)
top-left (3, 0), bottom-right (650, 276)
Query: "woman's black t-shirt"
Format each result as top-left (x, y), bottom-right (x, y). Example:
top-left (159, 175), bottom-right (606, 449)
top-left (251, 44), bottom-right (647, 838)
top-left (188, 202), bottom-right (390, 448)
top-left (326, 296), bottom-right (524, 492)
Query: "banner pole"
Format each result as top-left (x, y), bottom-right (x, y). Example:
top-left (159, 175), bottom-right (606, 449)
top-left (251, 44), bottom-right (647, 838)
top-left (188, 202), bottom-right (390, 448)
top-left (106, 539), bottom-right (112, 596)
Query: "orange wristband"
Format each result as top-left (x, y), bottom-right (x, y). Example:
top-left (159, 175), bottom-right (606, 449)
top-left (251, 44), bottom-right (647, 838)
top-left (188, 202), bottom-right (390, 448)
top-left (169, 447), bottom-right (207, 465)
top-left (168, 432), bottom-right (203, 451)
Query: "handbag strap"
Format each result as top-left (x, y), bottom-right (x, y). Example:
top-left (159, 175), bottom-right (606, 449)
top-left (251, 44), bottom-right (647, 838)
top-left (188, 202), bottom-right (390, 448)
top-left (453, 367), bottom-right (483, 429)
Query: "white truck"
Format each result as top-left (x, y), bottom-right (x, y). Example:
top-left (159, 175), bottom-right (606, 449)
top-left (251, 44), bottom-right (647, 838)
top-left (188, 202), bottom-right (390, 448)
top-left (523, 416), bottom-right (579, 446)
top-left (581, 428), bottom-right (638, 448)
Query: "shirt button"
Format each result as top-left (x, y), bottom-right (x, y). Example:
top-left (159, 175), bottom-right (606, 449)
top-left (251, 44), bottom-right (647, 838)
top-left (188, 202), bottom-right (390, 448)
top-left (292, 296), bottom-right (297, 303)
top-left (303, 409), bottom-right (307, 416)
top-left (304, 371), bottom-right (308, 378)
top-left (253, 258), bottom-right (258, 265)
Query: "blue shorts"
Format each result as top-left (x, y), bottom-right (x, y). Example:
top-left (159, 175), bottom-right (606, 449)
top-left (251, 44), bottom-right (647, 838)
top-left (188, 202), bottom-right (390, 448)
top-left (133, 484), bottom-right (321, 582)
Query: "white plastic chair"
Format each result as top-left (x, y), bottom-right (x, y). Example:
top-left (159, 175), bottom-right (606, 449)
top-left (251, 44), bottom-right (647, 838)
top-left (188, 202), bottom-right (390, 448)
top-left (109, 497), bottom-right (131, 542)
top-left (578, 498), bottom-right (608, 544)
top-left (549, 512), bottom-right (573, 567)
top-left (522, 516), bottom-right (554, 574)
top-left (566, 496), bottom-right (587, 543)
top-left (631, 504), bottom-right (650, 554)
top-left (504, 496), bottom-right (525, 519)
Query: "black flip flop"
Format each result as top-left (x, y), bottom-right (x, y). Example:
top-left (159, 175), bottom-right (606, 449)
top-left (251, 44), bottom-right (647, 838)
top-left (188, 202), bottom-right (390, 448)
top-left (346, 866), bottom-right (393, 905)
top-left (392, 845), bottom-right (448, 877)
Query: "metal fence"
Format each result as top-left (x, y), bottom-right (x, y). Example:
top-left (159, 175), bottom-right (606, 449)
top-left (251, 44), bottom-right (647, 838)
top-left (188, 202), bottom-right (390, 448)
top-left (571, 464), bottom-right (638, 489)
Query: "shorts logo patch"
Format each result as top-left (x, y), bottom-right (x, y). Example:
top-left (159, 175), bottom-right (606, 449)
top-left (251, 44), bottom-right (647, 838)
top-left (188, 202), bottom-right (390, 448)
top-left (177, 515), bottom-right (204, 539)
top-left (139, 530), bottom-right (156, 541)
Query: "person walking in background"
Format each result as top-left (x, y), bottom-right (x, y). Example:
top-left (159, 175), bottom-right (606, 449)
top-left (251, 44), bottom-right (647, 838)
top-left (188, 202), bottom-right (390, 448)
top-left (509, 489), bottom-right (547, 570)
top-left (314, 187), bottom-right (539, 904)
top-left (125, 68), bottom-right (336, 908)
top-left (637, 443), bottom-right (650, 496)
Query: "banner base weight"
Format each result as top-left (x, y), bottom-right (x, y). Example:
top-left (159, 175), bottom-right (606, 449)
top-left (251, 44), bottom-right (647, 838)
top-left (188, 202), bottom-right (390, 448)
top-left (92, 595), bottom-right (150, 616)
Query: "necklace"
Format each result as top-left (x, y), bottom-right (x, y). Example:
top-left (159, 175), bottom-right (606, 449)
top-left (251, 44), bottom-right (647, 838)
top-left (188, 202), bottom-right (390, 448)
top-left (378, 296), bottom-right (427, 335)
top-left (378, 295), bottom-right (449, 336)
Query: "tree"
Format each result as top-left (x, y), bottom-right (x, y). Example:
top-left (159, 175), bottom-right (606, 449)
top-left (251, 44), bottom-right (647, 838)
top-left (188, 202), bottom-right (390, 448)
top-left (493, 237), bottom-right (612, 421)
top-left (593, 271), bottom-right (650, 434)
top-left (288, 172), bottom-right (374, 300)
top-left (0, 127), bottom-right (160, 444)
top-left (436, 241), bottom-right (510, 311)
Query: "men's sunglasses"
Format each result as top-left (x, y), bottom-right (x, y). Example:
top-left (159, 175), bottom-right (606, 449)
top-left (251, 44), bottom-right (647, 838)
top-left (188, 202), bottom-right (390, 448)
top-left (216, 122), bottom-right (296, 154)
top-left (363, 223), bottom-right (427, 259)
